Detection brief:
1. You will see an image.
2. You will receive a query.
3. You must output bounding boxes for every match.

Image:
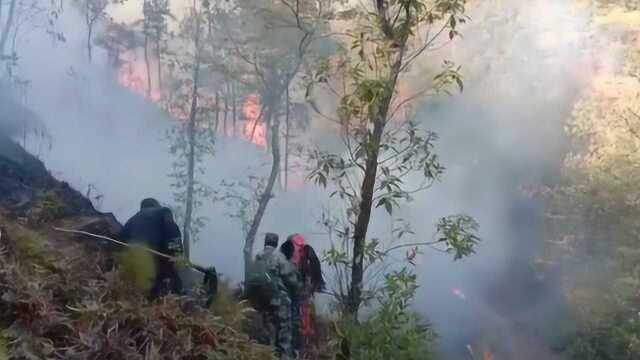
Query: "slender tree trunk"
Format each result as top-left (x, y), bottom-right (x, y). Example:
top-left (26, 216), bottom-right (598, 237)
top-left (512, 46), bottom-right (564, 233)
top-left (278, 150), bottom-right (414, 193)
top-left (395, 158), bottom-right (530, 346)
top-left (84, 2), bottom-right (93, 64)
top-left (347, 48), bottom-right (406, 317)
top-left (87, 23), bottom-right (94, 63)
top-left (215, 91), bottom-right (220, 133)
top-left (144, 33), bottom-right (151, 98)
top-left (166, 64), bottom-right (174, 111)
top-left (10, 13), bottom-right (18, 61)
top-left (156, 34), bottom-right (162, 98)
top-left (223, 81), bottom-right (229, 136)
top-left (232, 81), bottom-right (237, 138)
top-left (182, 4), bottom-right (202, 260)
top-left (284, 86), bottom-right (290, 191)
top-left (243, 100), bottom-right (281, 280)
top-left (183, 85), bottom-right (197, 259)
top-left (143, 0), bottom-right (151, 98)
top-left (0, 0), bottom-right (4, 28)
top-left (347, 117), bottom-right (384, 317)
top-left (264, 93), bottom-right (271, 153)
top-left (242, 37), bottom-right (308, 280)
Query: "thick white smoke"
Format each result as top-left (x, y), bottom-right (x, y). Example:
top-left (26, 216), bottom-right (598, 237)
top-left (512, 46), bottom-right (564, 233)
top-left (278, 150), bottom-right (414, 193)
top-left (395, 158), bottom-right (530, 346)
top-left (4, 0), bottom-right (611, 357)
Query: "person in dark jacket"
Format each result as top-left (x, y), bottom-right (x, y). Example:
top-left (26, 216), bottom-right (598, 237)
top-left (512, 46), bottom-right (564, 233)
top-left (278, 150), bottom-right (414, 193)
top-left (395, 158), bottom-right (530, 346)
top-left (118, 198), bottom-right (184, 298)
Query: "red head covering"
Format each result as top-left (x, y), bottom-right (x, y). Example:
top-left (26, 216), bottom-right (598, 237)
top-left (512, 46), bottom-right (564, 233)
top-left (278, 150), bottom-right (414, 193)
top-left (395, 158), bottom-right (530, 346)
top-left (291, 233), bottom-right (306, 266)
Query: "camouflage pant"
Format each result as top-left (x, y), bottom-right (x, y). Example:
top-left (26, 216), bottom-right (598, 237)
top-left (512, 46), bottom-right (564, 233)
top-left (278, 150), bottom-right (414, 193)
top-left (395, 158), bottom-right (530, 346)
top-left (265, 293), bottom-right (293, 358)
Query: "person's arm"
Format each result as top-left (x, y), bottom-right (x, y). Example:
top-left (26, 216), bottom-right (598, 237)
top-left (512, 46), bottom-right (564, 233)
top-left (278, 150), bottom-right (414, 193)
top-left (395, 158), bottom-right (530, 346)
top-left (162, 208), bottom-right (183, 256)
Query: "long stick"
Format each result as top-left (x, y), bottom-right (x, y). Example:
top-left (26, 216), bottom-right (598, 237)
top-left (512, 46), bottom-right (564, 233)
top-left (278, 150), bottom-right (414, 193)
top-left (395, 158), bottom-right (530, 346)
top-left (52, 227), bottom-right (209, 274)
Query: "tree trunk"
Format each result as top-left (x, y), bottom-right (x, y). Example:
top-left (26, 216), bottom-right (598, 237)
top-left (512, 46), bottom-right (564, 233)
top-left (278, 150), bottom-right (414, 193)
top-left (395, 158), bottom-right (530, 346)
top-left (0, 0), bottom-right (16, 58)
top-left (223, 81), bottom-right (229, 136)
top-left (284, 86), bottom-right (290, 191)
top-left (182, 6), bottom-right (202, 261)
top-left (87, 24), bottom-right (94, 63)
top-left (84, 2), bottom-right (93, 64)
top-left (242, 35), bottom-right (308, 280)
top-left (347, 117), bottom-right (384, 317)
top-left (345, 5), bottom-right (409, 315)
top-left (183, 84), bottom-right (197, 259)
top-left (144, 32), bottom-right (151, 98)
top-left (156, 33), bottom-right (162, 98)
top-left (215, 91), bottom-right (220, 133)
top-left (143, 0), bottom-right (151, 98)
top-left (243, 100), bottom-right (281, 280)
top-left (232, 81), bottom-right (237, 138)
top-left (347, 70), bottom-right (404, 319)
top-left (264, 96), bottom-right (271, 153)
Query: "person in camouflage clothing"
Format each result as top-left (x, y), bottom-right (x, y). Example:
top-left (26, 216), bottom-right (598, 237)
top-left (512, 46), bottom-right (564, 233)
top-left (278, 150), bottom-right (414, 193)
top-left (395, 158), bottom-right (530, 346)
top-left (252, 233), bottom-right (302, 359)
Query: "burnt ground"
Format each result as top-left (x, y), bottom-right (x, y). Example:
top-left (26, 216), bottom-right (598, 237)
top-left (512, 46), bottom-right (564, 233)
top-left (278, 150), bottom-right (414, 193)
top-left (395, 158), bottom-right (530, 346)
top-left (0, 132), bottom-right (122, 243)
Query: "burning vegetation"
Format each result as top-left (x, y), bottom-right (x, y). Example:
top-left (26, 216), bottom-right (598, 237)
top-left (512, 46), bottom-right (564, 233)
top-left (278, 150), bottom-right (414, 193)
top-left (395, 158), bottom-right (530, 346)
top-left (1, 0), bottom-right (640, 359)
top-left (242, 94), bottom-right (267, 148)
top-left (117, 50), bottom-right (163, 103)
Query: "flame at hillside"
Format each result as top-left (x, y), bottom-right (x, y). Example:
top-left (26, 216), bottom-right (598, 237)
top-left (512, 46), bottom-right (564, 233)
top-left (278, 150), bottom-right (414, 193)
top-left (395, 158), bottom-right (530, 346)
top-left (115, 51), bottom-right (268, 148)
top-left (242, 94), bottom-right (267, 148)
top-left (117, 50), bottom-right (162, 102)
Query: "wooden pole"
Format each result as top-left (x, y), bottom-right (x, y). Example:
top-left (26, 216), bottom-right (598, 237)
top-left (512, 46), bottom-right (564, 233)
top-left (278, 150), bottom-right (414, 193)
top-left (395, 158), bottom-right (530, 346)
top-left (52, 227), bottom-right (210, 274)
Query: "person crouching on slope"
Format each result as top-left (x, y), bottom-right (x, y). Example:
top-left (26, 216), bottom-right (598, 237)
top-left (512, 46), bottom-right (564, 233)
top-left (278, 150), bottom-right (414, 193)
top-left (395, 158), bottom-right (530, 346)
top-left (118, 198), bottom-right (184, 299)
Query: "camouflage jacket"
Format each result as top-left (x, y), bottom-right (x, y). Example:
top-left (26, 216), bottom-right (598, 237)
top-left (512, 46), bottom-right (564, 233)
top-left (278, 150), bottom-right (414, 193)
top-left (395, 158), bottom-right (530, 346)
top-left (255, 246), bottom-right (302, 301)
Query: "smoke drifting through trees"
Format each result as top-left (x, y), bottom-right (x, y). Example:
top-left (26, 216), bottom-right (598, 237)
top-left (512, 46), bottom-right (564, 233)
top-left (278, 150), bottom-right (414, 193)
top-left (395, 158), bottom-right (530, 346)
top-left (0, 0), bottom-right (624, 357)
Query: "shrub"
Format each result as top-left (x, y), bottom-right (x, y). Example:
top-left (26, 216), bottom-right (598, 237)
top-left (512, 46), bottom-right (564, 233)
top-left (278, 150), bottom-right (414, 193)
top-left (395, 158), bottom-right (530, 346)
top-left (331, 268), bottom-right (437, 360)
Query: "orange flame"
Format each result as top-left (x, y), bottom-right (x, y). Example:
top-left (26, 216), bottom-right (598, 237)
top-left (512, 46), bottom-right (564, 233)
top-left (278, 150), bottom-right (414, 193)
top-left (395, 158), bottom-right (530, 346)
top-left (467, 344), bottom-right (494, 360)
top-left (116, 52), bottom-right (267, 149)
top-left (117, 50), bottom-right (162, 102)
top-left (242, 94), bottom-right (267, 148)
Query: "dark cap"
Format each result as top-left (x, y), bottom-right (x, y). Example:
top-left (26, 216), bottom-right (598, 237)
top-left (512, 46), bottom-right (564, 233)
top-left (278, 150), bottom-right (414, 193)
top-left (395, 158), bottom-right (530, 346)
top-left (140, 198), bottom-right (161, 209)
top-left (264, 233), bottom-right (279, 247)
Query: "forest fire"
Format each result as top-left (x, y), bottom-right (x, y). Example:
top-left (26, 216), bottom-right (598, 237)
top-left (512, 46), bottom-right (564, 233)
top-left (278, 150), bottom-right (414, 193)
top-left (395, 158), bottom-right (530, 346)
top-left (467, 344), bottom-right (495, 360)
top-left (116, 54), bottom-right (267, 148)
top-left (242, 94), bottom-right (267, 148)
top-left (116, 51), bottom-right (161, 102)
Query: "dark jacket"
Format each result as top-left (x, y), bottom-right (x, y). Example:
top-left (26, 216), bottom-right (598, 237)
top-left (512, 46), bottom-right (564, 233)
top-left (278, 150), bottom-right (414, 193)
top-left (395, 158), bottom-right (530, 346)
top-left (119, 205), bottom-right (184, 297)
top-left (119, 206), bottom-right (183, 255)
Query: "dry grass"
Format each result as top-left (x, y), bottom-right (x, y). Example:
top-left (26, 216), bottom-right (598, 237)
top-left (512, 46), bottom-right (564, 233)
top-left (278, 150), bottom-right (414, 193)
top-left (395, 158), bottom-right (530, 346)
top-left (0, 221), bottom-right (276, 360)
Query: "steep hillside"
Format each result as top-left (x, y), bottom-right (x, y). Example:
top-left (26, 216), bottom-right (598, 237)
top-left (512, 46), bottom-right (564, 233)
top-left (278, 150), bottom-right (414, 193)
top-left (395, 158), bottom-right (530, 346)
top-left (0, 134), bottom-right (274, 359)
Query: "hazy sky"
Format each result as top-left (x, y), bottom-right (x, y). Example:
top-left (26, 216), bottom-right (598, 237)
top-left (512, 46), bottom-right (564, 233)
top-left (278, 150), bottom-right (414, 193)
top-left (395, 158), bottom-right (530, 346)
top-left (4, 0), bottom-right (616, 357)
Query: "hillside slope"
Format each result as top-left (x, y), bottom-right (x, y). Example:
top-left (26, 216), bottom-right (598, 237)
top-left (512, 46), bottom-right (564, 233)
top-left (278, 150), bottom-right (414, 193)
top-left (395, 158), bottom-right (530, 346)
top-left (0, 134), bottom-right (274, 359)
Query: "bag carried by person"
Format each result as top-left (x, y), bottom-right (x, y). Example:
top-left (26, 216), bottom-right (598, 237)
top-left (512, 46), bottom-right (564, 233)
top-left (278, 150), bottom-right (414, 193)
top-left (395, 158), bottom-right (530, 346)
top-left (245, 256), bottom-right (279, 310)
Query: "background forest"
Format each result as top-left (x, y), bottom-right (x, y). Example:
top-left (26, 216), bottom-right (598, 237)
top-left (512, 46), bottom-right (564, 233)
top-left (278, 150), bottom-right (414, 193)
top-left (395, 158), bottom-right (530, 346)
top-left (0, 0), bottom-right (639, 359)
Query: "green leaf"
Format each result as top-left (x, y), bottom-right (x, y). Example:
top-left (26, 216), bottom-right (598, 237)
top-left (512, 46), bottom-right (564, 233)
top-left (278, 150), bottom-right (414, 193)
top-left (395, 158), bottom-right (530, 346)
top-left (377, 198), bottom-right (393, 215)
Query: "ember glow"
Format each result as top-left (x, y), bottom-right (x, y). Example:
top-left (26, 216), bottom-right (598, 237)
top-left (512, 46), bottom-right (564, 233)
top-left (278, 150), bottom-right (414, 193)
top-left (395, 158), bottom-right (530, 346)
top-left (483, 351), bottom-right (495, 360)
top-left (452, 287), bottom-right (467, 301)
top-left (242, 94), bottom-right (267, 148)
top-left (467, 344), bottom-right (494, 360)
